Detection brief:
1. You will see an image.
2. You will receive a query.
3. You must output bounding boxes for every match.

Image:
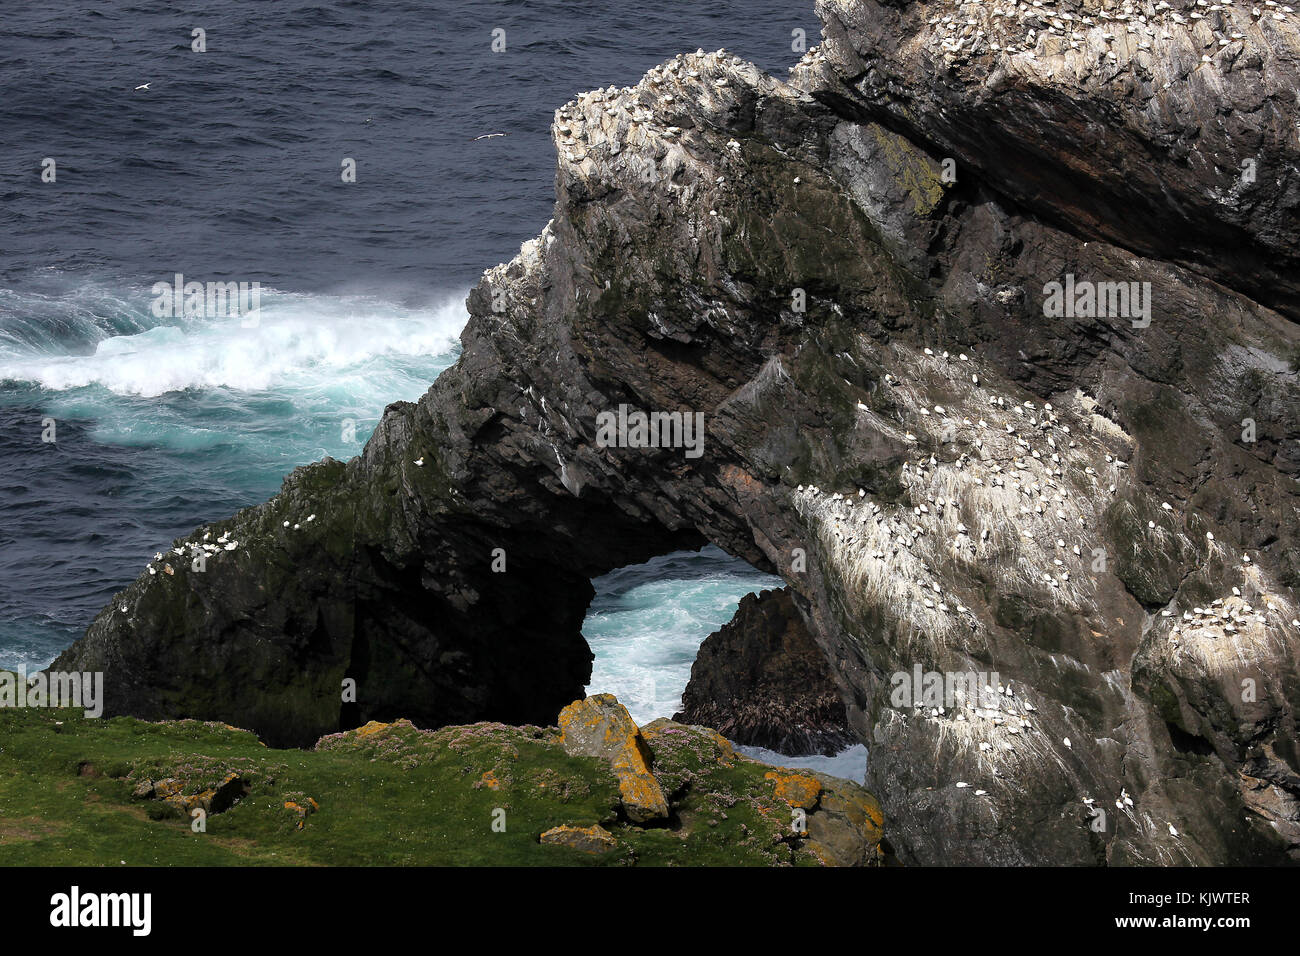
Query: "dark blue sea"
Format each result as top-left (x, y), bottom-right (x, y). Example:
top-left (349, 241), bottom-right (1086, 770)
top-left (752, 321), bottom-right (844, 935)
top-left (0, 0), bottom-right (812, 723)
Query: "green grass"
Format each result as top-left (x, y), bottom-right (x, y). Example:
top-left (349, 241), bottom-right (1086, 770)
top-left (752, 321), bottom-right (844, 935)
top-left (0, 702), bottom-right (879, 866)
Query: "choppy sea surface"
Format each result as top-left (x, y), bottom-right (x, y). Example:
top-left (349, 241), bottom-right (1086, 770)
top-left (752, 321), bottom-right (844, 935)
top-left (0, 0), bottom-right (854, 770)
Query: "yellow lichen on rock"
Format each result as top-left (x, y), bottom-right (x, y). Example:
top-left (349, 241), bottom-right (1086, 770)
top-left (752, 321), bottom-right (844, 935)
top-left (558, 694), bottom-right (668, 824)
top-left (538, 823), bottom-right (619, 854)
top-left (283, 795), bottom-right (320, 830)
top-left (354, 720), bottom-right (400, 738)
top-left (764, 770), bottom-right (822, 810)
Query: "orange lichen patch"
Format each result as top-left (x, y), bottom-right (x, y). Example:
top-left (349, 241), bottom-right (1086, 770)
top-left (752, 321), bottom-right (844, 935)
top-left (704, 730), bottom-right (736, 765)
top-left (153, 778), bottom-right (183, 800)
top-left (617, 768), bottom-right (668, 822)
top-left (283, 795), bottom-right (320, 830)
top-left (538, 824), bottom-right (619, 854)
top-left (558, 695), bottom-right (668, 824)
top-left (354, 720), bottom-right (398, 738)
top-left (858, 794), bottom-right (884, 833)
top-left (765, 771), bottom-right (822, 810)
top-left (476, 770), bottom-right (501, 791)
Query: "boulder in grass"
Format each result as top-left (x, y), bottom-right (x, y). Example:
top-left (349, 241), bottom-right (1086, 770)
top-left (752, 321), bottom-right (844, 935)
top-left (557, 694), bottom-right (668, 824)
top-left (539, 823), bottom-right (619, 854)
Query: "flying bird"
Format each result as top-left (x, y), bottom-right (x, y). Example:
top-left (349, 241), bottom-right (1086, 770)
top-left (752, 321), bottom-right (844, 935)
top-left (468, 132), bottom-right (509, 141)
top-left (134, 83), bottom-right (151, 91)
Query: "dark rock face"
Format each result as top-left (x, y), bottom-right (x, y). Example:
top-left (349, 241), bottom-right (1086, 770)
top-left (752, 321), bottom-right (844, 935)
top-left (56, 1), bottom-right (1300, 864)
top-left (808, 0), bottom-right (1300, 323)
top-left (677, 588), bottom-right (855, 756)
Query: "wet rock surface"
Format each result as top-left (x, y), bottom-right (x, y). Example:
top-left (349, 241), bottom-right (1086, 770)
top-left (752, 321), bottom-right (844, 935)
top-left (57, 1), bottom-right (1300, 863)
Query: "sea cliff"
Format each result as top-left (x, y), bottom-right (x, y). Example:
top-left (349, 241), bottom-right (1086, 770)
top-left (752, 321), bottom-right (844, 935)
top-left (56, 0), bottom-right (1300, 864)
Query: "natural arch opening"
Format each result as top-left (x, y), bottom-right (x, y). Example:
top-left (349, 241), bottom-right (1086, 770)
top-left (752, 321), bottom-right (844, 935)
top-left (582, 544), bottom-right (869, 781)
top-left (583, 544), bottom-right (780, 724)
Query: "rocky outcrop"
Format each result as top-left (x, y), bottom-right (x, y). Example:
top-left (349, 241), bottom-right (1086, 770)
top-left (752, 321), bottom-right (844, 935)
top-left (558, 694), bottom-right (668, 823)
top-left (639, 715), bottom-right (889, 865)
top-left (802, 0), bottom-right (1300, 323)
top-left (56, 1), bottom-right (1300, 864)
top-left (677, 588), bottom-right (855, 755)
top-left (1, 699), bottom-right (884, 865)
top-left (308, 702), bottom-right (887, 865)
top-left (539, 823), bottom-right (620, 854)
top-left (132, 770), bottom-right (249, 818)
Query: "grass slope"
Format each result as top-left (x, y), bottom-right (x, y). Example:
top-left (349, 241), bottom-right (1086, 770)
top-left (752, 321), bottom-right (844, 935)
top-left (0, 700), bottom-right (880, 867)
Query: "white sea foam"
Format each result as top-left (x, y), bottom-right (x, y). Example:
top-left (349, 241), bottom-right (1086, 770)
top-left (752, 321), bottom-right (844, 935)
top-left (0, 289), bottom-right (466, 398)
top-left (584, 547), bottom-right (782, 725)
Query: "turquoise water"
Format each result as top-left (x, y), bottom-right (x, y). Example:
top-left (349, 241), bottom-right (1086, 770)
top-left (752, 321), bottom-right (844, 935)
top-left (0, 283), bottom-right (843, 768)
top-left (0, 279), bottom-right (779, 722)
top-left (0, 0), bottom-right (858, 773)
top-left (584, 548), bottom-right (867, 780)
top-left (584, 547), bottom-right (783, 725)
top-left (0, 283), bottom-right (467, 667)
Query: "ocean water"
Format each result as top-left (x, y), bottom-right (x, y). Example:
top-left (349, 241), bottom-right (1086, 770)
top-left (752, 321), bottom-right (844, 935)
top-left (0, 0), bottom-right (825, 753)
top-left (584, 547), bottom-right (782, 725)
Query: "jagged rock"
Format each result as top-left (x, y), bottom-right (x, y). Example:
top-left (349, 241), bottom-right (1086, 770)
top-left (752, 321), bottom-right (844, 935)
top-left (764, 769), bottom-right (823, 809)
top-left (283, 795), bottom-right (320, 829)
top-left (56, 2), bottom-right (1300, 864)
top-left (558, 694), bottom-right (668, 824)
top-left (798, 0), bottom-right (1300, 321)
top-left (804, 775), bottom-right (890, 868)
top-left (639, 716), bottom-right (888, 865)
top-left (677, 587), bottom-right (854, 755)
top-left (132, 770), bottom-right (249, 817)
top-left (539, 823), bottom-right (620, 854)
top-left (758, 766), bottom-right (889, 866)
